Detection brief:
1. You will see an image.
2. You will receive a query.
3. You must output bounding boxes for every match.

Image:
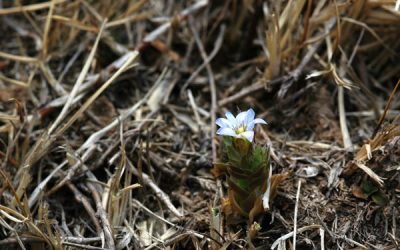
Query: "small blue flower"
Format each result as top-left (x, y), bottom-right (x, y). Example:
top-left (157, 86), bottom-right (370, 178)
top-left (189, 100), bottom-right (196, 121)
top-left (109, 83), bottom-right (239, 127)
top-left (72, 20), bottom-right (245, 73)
top-left (216, 108), bottom-right (267, 142)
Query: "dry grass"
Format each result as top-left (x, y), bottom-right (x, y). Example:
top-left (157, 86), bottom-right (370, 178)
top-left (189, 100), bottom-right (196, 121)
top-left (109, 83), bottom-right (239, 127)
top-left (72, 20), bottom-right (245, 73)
top-left (0, 0), bottom-right (399, 249)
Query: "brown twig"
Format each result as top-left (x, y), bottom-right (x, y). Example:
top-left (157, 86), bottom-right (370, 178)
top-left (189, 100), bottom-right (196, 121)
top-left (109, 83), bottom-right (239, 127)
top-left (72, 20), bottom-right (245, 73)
top-left (66, 182), bottom-right (102, 236)
top-left (372, 79), bottom-right (400, 138)
top-left (188, 16), bottom-right (218, 161)
top-left (87, 183), bottom-right (116, 250)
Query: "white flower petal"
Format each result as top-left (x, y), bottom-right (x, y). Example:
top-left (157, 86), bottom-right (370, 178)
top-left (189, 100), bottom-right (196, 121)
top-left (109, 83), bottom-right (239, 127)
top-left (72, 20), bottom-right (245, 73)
top-left (239, 131), bottom-right (254, 142)
top-left (247, 118), bottom-right (267, 130)
top-left (244, 108), bottom-right (255, 126)
top-left (236, 110), bottom-right (247, 125)
top-left (216, 127), bottom-right (237, 137)
top-left (216, 109), bottom-right (268, 139)
top-left (216, 118), bottom-right (232, 128)
top-left (225, 112), bottom-right (236, 126)
top-left (247, 121), bottom-right (255, 130)
top-left (253, 118), bottom-right (267, 124)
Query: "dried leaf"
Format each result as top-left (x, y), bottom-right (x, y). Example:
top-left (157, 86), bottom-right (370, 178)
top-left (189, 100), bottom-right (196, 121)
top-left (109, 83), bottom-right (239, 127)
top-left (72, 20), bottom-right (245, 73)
top-left (351, 184), bottom-right (368, 200)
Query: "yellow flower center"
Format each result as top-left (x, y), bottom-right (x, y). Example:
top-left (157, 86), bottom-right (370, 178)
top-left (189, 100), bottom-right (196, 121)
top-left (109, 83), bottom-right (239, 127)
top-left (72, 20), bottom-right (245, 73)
top-left (236, 126), bottom-right (245, 134)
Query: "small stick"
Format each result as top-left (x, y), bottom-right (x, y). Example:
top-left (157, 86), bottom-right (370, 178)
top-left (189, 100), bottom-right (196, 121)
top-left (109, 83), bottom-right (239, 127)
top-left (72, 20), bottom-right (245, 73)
top-left (62, 242), bottom-right (109, 250)
top-left (41, 0), bottom-right (55, 57)
top-left (0, 51), bottom-right (38, 63)
top-left (320, 227), bottom-right (325, 250)
top-left (181, 24), bottom-right (225, 94)
top-left (188, 17), bottom-right (218, 161)
top-left (293, 179), bottom-right (301, 250)
top-left (338, 86), bottom-right (352, 148)
top-left (66, 182), bottom-right (102, 236)
top-left (61, 236), bottom-right (102, 244)
top-left (0, 74), bottom-right (29, 88)
top-left (187, 89), bottom-right (202, 127)
top-left (0, 0), bottom-right (67, 15)
top-left (126, 159), bottom-right (183, 217)
top-left (87, 183), bottom-right (115, 250)
top-left (48, 20), bottom-right (107, 134)
top-left (218, 72), bottom-right (300, 107)
top-left (271, 225), bottom-right (320, 249)
top-left (371, 79), bottom-right (400, 138)
top-left (132, 199), bottom-right (204, 239)
top-left (39, 62), bottom-right (67, 96)
top-left (143, 0), bottom-right (208, 43)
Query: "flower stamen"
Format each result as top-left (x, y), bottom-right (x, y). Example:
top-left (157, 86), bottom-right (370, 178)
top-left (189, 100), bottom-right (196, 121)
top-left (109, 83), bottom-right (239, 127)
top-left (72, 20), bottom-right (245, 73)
top-left (236, 126), bottom-right (246, 134)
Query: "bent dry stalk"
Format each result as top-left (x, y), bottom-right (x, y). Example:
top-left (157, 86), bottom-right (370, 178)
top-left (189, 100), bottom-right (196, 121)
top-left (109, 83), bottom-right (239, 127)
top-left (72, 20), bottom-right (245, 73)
top-left (214, 108), bottom-right (270, 223)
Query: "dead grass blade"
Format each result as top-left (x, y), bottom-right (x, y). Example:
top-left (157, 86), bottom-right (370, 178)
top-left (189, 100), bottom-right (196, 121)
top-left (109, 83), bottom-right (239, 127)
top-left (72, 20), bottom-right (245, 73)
top-left (0, 0), bottom-right (67, 15)
top-left (48, 20), bottom-right (107, 134)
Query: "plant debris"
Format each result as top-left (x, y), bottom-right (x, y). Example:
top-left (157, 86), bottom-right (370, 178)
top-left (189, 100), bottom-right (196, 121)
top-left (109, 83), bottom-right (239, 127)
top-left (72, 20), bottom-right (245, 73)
top-left (0, 0), bottom-right (399, 249)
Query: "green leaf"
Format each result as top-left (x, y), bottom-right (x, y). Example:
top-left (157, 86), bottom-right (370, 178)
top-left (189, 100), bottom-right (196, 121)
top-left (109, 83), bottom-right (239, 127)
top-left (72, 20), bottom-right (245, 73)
top-left (220, 134), bottom-right (272, 218)
top-left (228, 174), bottom-right (254, 192)
top-left (371, 191), bottom-right (389, 206)
top-left (248, 145), bottom-right (269, 171)
top-left (227, 146), bottom-right (241, 165)
top-left (223, 136), bottom-right (241, 166)
top-left (223, 136), bottom-right (233, 147)
top-left (361, 180), bottom-right (379, 196)
top-left (232, 138), bottom-right (251, 156)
